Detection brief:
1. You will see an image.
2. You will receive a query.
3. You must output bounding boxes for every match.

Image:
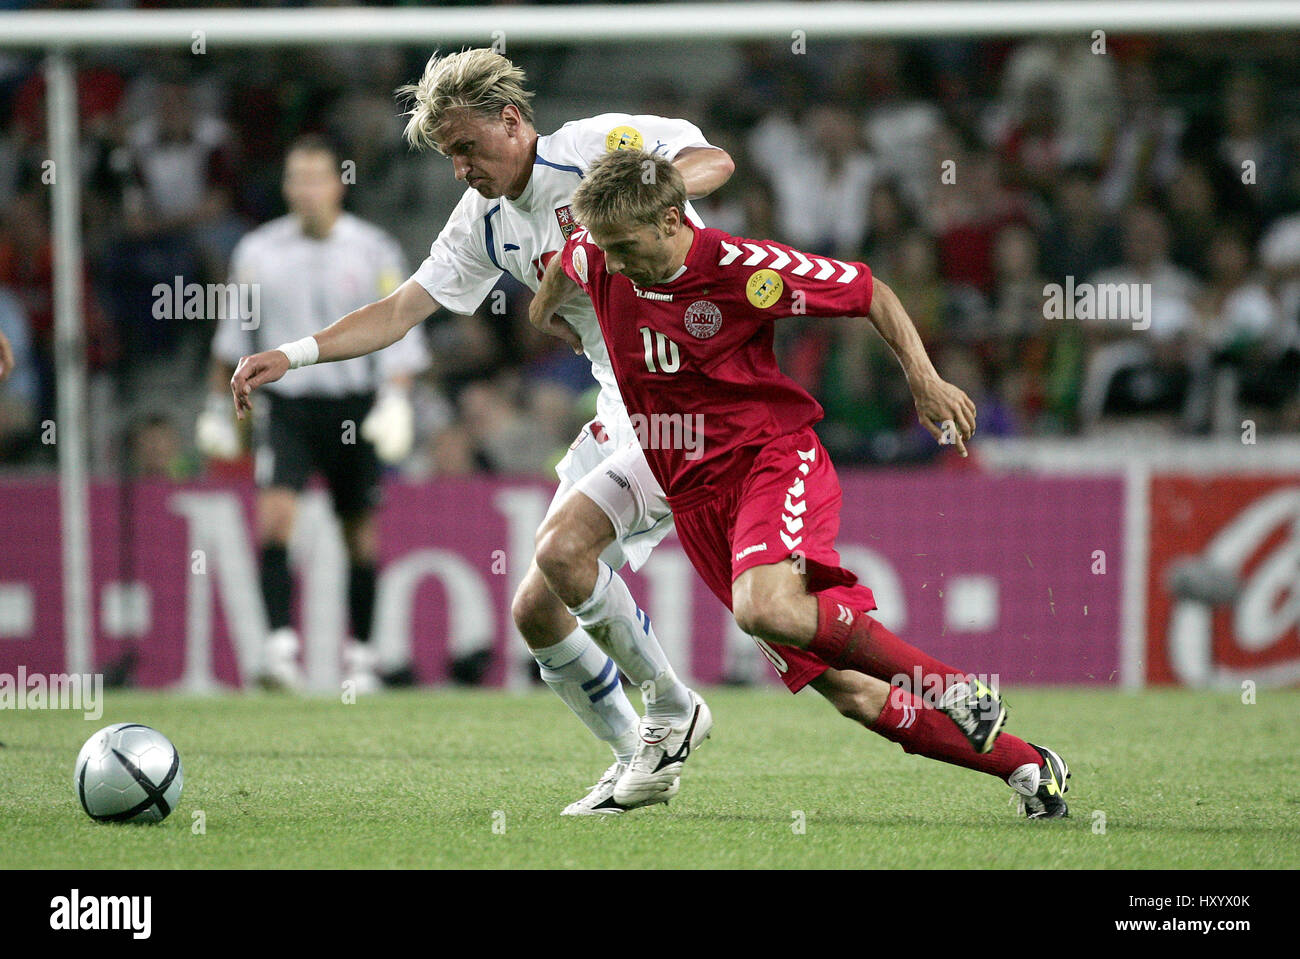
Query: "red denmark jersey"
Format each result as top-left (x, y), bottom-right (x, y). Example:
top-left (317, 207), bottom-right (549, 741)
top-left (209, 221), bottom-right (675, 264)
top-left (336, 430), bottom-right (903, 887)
top-left (561, 226), bottom-right (874, 497)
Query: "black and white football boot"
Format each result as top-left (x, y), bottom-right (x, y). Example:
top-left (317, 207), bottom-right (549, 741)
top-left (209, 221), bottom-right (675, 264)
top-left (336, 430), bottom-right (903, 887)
top-left (561, 761), bottom-right (681, 816)
top-left (613, 692), bottom-right (712, 807)
top-left (938, 678), bottom-right (1007, 754)
top-left (1008, 743), bottom-right (1071, 819)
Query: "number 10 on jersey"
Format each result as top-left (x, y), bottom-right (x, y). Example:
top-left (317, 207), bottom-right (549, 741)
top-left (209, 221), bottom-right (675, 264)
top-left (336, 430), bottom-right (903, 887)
top-left (641, 327), bottom-right (681, 373)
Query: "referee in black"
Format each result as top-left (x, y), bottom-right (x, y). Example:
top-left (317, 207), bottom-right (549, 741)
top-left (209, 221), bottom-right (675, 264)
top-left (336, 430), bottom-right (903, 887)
top-left (200, 135), bottom-right (427, 691)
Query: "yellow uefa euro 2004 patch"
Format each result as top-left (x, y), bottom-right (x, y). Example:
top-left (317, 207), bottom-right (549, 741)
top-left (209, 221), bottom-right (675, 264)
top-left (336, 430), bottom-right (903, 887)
top-left (605, 126), bottom-right (644, 152)
top-left (746, 269), bottom-right (783, 309)
top-left (377, 269), bottom-right (401, 297)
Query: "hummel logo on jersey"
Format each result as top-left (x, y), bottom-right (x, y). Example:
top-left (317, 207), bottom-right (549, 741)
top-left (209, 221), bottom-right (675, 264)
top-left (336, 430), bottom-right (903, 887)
top-left (717, 241), bottom-right (858, 283)
top-left (898, 703), bottom-right (917, 729)
top-left (735, 542), bottom-right (768, 561)
top-left (836, 604), bottom-right (854, 626)
top-left (780, 463), bottom-right (811, 551)
top-left (633, 286), bottom-right (674, 301)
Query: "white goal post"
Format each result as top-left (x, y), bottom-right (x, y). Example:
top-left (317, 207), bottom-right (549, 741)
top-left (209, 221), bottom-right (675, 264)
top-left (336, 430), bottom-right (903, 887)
top-left (4, 2), bottom-right (1300, 46)
top-left (3, 1), bottom-right (1297, 673)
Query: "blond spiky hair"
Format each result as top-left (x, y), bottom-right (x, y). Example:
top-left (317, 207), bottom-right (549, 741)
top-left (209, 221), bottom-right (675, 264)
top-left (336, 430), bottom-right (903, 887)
top-left (572, 150), bottom-right (688, 231)
top-left (397, 48), bottom-right (535, 153)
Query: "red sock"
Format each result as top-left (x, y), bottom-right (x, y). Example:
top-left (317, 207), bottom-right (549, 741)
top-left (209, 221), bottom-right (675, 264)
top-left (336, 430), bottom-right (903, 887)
top-left (808, 594), bottom-right (964, 690)
top-left (871, 685), bottom-right (1042, 780)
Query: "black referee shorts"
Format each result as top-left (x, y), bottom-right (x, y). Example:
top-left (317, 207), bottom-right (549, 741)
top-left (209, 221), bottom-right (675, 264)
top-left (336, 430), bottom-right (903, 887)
top-left (254, 392), bottom-right (382, 517)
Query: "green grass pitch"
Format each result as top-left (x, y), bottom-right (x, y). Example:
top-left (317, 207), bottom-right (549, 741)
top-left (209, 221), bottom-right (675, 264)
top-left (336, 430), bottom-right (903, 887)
top-left (2, 686), bottom-right (1297, 869)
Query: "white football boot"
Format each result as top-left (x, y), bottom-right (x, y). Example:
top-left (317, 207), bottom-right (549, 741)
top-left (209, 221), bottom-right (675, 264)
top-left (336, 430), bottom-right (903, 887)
top-left (256, 627), bottom-right (305, 691)
top-left (343, 640), bottom-right (383, 695)
top-left (562, 762), bottom-right (683, 815)
top-left (614, 692), bottom-right (712, 807)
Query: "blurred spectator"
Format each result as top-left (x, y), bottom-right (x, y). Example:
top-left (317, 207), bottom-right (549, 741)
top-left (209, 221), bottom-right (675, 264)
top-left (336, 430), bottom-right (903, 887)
top-left (749, 103), bottom-right (876, 260)
top-left (1039, 163), bottom-right (1122, 284)
top-left (0, 286), bottom-right (35, 462)
top-left (859, 178), bottom-right (917, 278)
top-left (458, 380), bottom-right (559, 477)
top-left (419, 423), bottom-right (479, 478)
top-left (707, 40), bottom-right (816, 134)
top-left (996, 76), bottom-right (1067, 200)
top-left (0, 189), bottom-right (116, 425)
top-left (980, 224), bottom-right (1060, 432)
top-left (130, 414), bottom-right (197, 480)
top-left (1259, 213), bottom-right (1300, 358)
top-left (1164, 161), bottom-right (1224, 277)
top-left (845, 42), bottom-right (943, 214)
top-left (884, 228), bottom-right (952, 352)
top-left (929, 150), bottom-right (1031, 294)
top-left (1078, 205), bottom-right (1201, 428)
top-left (1185, 228), bottom-right (1295, 433)
top-left (121, 80), bottom-right (241, 275)
top-left (1097, 59), bottom-right (1184, 213)
top-left (1214, 68), bottom-right (1287, 224)
top-left (996, 37), bottom-right (1119, 169)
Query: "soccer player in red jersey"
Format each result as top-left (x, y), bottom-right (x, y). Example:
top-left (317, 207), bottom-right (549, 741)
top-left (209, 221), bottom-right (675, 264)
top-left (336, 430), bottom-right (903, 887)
top-left (530, 150), bottom-right (1070, 817)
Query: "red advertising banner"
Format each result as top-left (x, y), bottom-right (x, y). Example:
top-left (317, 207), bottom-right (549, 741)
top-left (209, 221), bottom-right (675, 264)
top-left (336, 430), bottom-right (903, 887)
top-left (0, 472), bottom-right (1123, 689)
top-left (1147, 475), bottom-right (1300, 686)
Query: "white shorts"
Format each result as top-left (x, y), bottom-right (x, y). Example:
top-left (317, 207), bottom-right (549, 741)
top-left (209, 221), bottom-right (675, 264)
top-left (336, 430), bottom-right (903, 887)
top-left (547, 419), bottom-right (674, 572)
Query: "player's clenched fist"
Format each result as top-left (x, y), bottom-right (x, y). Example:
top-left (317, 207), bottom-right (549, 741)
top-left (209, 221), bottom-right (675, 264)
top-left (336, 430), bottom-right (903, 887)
top-left (230, 349), bottom-right (289, 419)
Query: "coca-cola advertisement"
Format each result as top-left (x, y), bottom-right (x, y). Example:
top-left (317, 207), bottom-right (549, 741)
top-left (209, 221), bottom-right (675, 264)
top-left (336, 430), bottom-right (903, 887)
top-left (1147, 475), bottom-right (1300, 687)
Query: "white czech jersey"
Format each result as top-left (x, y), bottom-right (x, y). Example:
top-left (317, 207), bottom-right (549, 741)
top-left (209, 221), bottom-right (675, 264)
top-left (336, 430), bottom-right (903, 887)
top-left (214, 212), bottom-right (429, 397)
top-left (410, 113), bottom-right (715, 442)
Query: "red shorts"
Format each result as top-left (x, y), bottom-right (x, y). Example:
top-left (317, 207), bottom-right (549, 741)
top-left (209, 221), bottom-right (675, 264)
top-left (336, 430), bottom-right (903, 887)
top-left (666, 427), bottom-right (877, 693)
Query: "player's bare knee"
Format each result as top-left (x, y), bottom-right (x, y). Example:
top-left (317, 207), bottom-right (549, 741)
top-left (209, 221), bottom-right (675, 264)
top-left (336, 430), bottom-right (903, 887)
top-left (734, 570), bottom-right (806, 645)
top-left (534, 521), bottom-right (586, 586)
top-left (511, 572), bottom-right (557, 644)
top-left (734, 592), bottom-right (795, 645)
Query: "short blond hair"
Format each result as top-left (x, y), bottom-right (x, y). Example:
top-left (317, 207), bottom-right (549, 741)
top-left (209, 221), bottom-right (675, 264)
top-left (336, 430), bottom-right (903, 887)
top-left (397, 48), bottom-right (535, 153)
top-left (572, 150), bottom-right (687, 232)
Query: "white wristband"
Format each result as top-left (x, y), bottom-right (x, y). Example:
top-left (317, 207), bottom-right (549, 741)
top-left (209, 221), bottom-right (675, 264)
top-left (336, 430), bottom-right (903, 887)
top-left (277, 336), bottom-right (319, 370)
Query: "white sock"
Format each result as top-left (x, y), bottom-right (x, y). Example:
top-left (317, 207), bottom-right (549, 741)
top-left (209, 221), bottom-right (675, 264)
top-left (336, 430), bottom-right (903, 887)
top-left (532, 627), bottom-right (639, 765)
top-left (568, 562), bottom-right (693, 724)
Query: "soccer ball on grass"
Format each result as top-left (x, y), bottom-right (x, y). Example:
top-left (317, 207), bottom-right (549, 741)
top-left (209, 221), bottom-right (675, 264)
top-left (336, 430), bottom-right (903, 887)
top-left (74, 723), bottom-right (183, 823)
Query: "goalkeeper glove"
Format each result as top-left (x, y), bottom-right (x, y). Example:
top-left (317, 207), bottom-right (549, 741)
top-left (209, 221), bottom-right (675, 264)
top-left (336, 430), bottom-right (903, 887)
top-left (362, 385), bottom-right (414, 464)
top-left (196, 392), bottom-right (242, 459)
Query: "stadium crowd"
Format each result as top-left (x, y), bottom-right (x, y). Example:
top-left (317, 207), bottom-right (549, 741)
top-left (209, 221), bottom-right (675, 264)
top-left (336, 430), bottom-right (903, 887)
top-left (2, 14), bottom-right (1299, 478)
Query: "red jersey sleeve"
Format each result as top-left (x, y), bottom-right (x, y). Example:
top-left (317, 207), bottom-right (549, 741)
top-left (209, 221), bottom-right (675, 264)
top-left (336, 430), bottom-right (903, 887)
top-left (716, 233), bottom-right (874, 320)
top-left (560, 228), bottom-right (599, 296)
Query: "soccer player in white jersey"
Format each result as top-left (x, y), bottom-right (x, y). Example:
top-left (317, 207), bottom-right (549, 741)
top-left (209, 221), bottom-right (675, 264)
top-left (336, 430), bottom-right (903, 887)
top-left (231, 49), bottom-right (896, 815)
top-left (202, 136), bottom-right (428, 692)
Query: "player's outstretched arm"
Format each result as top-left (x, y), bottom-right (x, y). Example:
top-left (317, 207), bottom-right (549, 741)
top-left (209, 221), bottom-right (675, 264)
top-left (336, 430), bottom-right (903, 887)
top-left (673, 146), bottom-right (735, 200)
top-left (529, 254), bottom-right (585, 354)
top-left (866, 276), bottom-right (977, 457)
top-left (231, 278), bottom-right (438, 418)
